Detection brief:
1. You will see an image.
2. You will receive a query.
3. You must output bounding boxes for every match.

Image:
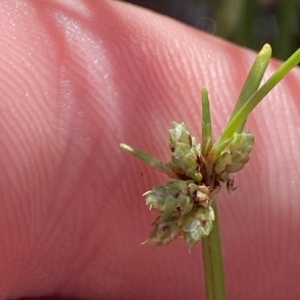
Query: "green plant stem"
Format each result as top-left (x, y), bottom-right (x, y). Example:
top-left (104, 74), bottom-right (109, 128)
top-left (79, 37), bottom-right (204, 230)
top-left (202, 200), bottom-right (226, 300)
top-left (221, 47), bottom-right (300, 140)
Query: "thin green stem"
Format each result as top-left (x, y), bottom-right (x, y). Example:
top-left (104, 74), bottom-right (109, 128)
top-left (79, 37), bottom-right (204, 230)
top-left (221, 47), bottom-right (300, 140)
top-left (202, 200), bottom-right (226, 300)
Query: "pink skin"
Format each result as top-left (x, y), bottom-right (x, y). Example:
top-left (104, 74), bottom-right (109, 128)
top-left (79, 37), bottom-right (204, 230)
top-left (1, 0), bottom-right (300, 299)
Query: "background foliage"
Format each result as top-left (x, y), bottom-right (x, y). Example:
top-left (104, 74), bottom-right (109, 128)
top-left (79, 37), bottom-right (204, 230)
top-left (122, 0), bottom-right (300, 60)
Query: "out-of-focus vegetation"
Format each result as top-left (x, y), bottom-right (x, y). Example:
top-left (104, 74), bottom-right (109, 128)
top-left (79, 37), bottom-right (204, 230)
top-left (122, 0), bottom-right (300, 60)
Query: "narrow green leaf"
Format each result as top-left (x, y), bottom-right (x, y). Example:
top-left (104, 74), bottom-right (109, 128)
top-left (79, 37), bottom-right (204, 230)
top-left (230, 44), bottom-right (272, 132)
top-left (201, 88), bottom-right (213, 156)
top-left (222, 47), bottom-right (300, 139)
top-left (120, 143), bottom-right (176, 177)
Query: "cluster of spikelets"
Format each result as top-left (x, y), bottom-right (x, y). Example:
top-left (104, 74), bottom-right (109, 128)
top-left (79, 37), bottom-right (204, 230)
top-left (120, 44), bottom-right (300, 247)
top-left (137, 122), bottom-right (254, 247)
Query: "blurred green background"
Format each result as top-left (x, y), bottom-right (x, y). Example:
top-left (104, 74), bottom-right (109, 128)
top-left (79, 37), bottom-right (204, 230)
top-left (122, 0), bottom-right (300, 60)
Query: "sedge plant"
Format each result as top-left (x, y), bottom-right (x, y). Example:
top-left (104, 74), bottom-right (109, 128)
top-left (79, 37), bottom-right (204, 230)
top-left (120, 44), bottom-right (300, 300)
